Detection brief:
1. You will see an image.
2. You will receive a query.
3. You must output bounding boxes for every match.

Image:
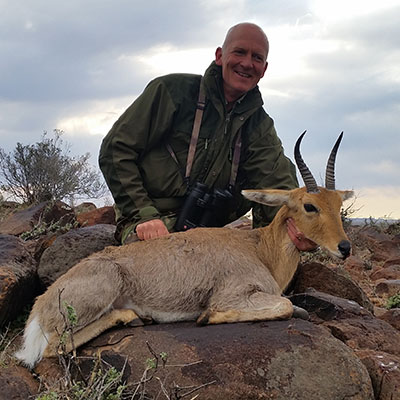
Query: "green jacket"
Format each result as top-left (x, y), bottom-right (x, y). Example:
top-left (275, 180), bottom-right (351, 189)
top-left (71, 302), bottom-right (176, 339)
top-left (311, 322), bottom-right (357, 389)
top-left (99, 62), bottom-right (298, 238)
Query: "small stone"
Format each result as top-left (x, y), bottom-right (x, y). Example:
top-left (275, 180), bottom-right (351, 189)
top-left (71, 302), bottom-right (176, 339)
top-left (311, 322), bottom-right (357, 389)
top-left (370, 265), bottom-right (400, 281)
top-left (257, 367), bottom-right (265, 377)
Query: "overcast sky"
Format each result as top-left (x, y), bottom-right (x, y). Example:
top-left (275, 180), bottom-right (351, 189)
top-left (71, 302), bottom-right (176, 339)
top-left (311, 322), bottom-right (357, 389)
top-left (1, 0), bottom-right (399, 218)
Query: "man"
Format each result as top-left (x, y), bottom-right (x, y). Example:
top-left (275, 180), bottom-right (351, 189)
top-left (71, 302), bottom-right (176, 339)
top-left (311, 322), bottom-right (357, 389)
top-left (99, 22), bottom-right (312, 249)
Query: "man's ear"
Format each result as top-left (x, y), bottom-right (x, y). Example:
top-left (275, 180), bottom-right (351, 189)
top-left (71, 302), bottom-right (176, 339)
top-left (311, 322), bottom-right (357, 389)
top-left (261, 61), bottom-right (268, 78)
top-left (215, 47), bottom-right (223, 66)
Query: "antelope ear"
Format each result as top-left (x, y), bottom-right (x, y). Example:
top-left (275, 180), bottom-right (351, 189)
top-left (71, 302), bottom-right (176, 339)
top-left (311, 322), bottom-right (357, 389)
top-left (242, 189), bottom-right (291, 206)
top-left (338, 190), bottom-right (354, 201)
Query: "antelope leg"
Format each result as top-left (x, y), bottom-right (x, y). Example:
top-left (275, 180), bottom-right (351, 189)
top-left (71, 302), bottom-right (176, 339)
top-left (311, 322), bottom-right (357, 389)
top-left (197, 293), bottom-right (293, 325)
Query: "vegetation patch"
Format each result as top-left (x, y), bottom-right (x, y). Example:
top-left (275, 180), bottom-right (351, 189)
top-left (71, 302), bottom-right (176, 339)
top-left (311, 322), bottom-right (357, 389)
top-left (0, 129), bottom-right (105, 205)
top-left (386, 293), bottom-right (400, 310)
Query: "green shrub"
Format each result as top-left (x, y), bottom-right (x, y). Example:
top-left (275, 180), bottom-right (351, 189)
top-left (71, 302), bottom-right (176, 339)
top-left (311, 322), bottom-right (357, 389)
top-left (0, 129), bottom-right (105, 205)
top-left (386, 293), bottom-right (400, 309)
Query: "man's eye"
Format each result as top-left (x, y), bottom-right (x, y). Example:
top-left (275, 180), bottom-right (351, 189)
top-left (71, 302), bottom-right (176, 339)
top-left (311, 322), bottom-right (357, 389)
top-left (304, 203), bottom-right (318, 213)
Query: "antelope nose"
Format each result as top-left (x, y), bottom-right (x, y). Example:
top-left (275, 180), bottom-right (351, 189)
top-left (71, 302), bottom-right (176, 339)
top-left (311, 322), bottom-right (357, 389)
top-left (338, 240), bottom-right (351, 259)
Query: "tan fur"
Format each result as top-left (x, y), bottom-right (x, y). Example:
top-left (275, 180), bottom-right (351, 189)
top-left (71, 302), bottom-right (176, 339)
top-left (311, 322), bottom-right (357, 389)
top-left (17, 186), bottom-right (353, 366)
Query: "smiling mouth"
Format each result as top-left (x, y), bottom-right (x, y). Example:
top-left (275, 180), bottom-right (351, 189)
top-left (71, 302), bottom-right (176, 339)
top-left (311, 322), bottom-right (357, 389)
top-left (235, 71), bottom-right (251, 78)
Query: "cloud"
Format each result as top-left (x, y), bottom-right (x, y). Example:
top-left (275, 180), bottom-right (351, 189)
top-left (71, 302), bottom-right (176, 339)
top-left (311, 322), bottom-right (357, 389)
top-left (353, 186), bottom-right (400, 219)
top-left (256, 3), bottom-right (400, 195)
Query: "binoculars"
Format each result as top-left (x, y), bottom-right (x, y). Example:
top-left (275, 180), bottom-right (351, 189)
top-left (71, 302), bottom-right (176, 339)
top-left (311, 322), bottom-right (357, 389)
top-left (175, 182), bottom-right (233, 231)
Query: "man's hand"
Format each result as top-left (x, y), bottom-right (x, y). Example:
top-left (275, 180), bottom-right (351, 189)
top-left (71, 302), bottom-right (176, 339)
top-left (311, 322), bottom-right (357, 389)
top-left (136, 219), bottom-right (170, 241)
top-left (286, 217), bottom-right (318, 252)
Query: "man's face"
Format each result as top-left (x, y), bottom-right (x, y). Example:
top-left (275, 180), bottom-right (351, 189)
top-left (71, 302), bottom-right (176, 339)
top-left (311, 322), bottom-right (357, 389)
top-left (215, 26), bottom-right (268, 103)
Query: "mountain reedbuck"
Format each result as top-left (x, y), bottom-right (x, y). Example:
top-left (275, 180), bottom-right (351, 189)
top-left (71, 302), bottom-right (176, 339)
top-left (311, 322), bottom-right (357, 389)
top-left (16, 131), bottom-right (354, 368)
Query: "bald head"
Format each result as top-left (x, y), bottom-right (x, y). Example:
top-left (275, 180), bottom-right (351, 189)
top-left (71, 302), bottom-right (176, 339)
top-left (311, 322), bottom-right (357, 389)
top-left (222, 23), bottom-right (269, 60)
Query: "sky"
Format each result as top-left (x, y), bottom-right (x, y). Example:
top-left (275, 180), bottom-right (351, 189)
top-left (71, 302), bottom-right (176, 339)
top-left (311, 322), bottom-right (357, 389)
top-left (1, 0), bottom-right (399, 218)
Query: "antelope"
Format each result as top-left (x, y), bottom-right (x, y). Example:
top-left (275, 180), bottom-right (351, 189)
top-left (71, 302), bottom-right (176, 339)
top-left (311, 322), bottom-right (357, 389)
top-left (16, 131), bottom-right (354, 368)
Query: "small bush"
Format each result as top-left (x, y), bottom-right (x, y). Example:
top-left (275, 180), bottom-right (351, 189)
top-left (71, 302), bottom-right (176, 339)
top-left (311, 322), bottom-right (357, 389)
top-left (20, 219), bottom-right (80, 241)
top-left (386, 293), bottom-right (400, 310)
top-left (0, 129), bottom-right (106, 205)
top-left (385, 221), bottom-right (400, 236)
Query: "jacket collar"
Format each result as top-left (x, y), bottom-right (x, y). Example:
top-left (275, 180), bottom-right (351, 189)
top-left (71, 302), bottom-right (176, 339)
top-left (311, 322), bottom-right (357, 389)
top-left (203, 61), bottom-right (264, 114)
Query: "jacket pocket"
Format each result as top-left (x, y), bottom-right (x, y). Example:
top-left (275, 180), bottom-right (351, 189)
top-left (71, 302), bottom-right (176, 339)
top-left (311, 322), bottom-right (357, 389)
top-left (139, 146), bottom-right (186, 198)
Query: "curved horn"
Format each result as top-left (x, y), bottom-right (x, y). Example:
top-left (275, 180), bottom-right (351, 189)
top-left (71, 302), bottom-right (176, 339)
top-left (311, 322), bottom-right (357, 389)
top-left (325, 132), bottom-right (343, 190)
top-left (294, 130), bottom-right (319, 193)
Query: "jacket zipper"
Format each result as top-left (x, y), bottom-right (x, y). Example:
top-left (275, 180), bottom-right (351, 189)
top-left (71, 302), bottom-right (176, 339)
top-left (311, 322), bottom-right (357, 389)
top-left (224, 111), bottom-right (232, 135)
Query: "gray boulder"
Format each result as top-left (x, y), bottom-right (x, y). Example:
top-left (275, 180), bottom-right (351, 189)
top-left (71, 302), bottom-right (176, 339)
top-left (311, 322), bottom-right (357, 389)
top-left (291, 261), bottom-right (374, 312)
top-left (37, 224), bottom-right (116, 286)
top-left (36, 319), bottom-right (374, 400)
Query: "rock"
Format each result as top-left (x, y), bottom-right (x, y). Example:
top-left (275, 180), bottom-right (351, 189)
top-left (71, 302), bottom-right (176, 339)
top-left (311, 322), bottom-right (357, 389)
top-left (290, 290), bottom-right (372, 322)
top-left (41, 201), bottom-right (75, 225)
top-left (375, 280), bottom-right (400, 297)
top-left (358, 226), bottom-right (391, 243)
top-left (73, 202), bottom-right (97, 215)
top-left (384, 258), bottom-right (400, 268)
top-left (353, 227), bottom-right (400, 263)
top-left (0, 201), bottom-right (75, 236)
top-left (344, 254), bottom-right (371, 273)
top-left (76, 206), bottom-right (116, 227)
top-left (325, 312), bottom-right (400, 357)
top-left (37, 319), bottom-right (374, 400)
top-left (0, 365), bottom-right (39, 399)
top-left (0, 203), bottom-right (45, 235)
top-left (374, 306), bottom-right (389, 318)
top-left (370, 265), bottom-right (400, 281)
top-left (0, 235), bottom-right (38, 326)
top-left (356, 350), bottom-right (400, 400)
top-left (291, 262), bottom-right (374, 312)
top-left (370, 239), bottom-right (400, 263)
top-left (28, 233), bottom-right (60, 263)
top-left (37, 224), bottom-right (117, 286)
top-left (378, 308), bottom-right (400, 331)
top-left (291, 290), bottom-right (400, 356)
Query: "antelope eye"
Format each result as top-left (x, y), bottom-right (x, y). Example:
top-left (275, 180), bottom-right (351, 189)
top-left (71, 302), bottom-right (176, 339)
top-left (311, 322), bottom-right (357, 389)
top-left (304, 203), bottom-right (318, 213)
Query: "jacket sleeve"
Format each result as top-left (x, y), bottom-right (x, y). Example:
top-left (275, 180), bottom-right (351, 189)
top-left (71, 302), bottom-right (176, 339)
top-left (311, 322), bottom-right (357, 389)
top-left (98, 78), bottom-right (177, 229)
top-left (241, 117), bottom-right (298, 227)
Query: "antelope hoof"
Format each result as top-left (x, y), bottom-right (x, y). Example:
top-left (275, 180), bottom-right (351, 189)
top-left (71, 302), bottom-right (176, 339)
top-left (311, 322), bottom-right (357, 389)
top-left (196, 310), bottom-right (210, 326)
top-left (127, 317), bottom-right (145, 327)
top-left (141, 316), bottom-right (154, 325)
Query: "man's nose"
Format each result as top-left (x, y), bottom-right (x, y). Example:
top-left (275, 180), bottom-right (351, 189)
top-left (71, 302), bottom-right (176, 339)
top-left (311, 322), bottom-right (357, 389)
top-left (240, 54), bottom-right (253, 69)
